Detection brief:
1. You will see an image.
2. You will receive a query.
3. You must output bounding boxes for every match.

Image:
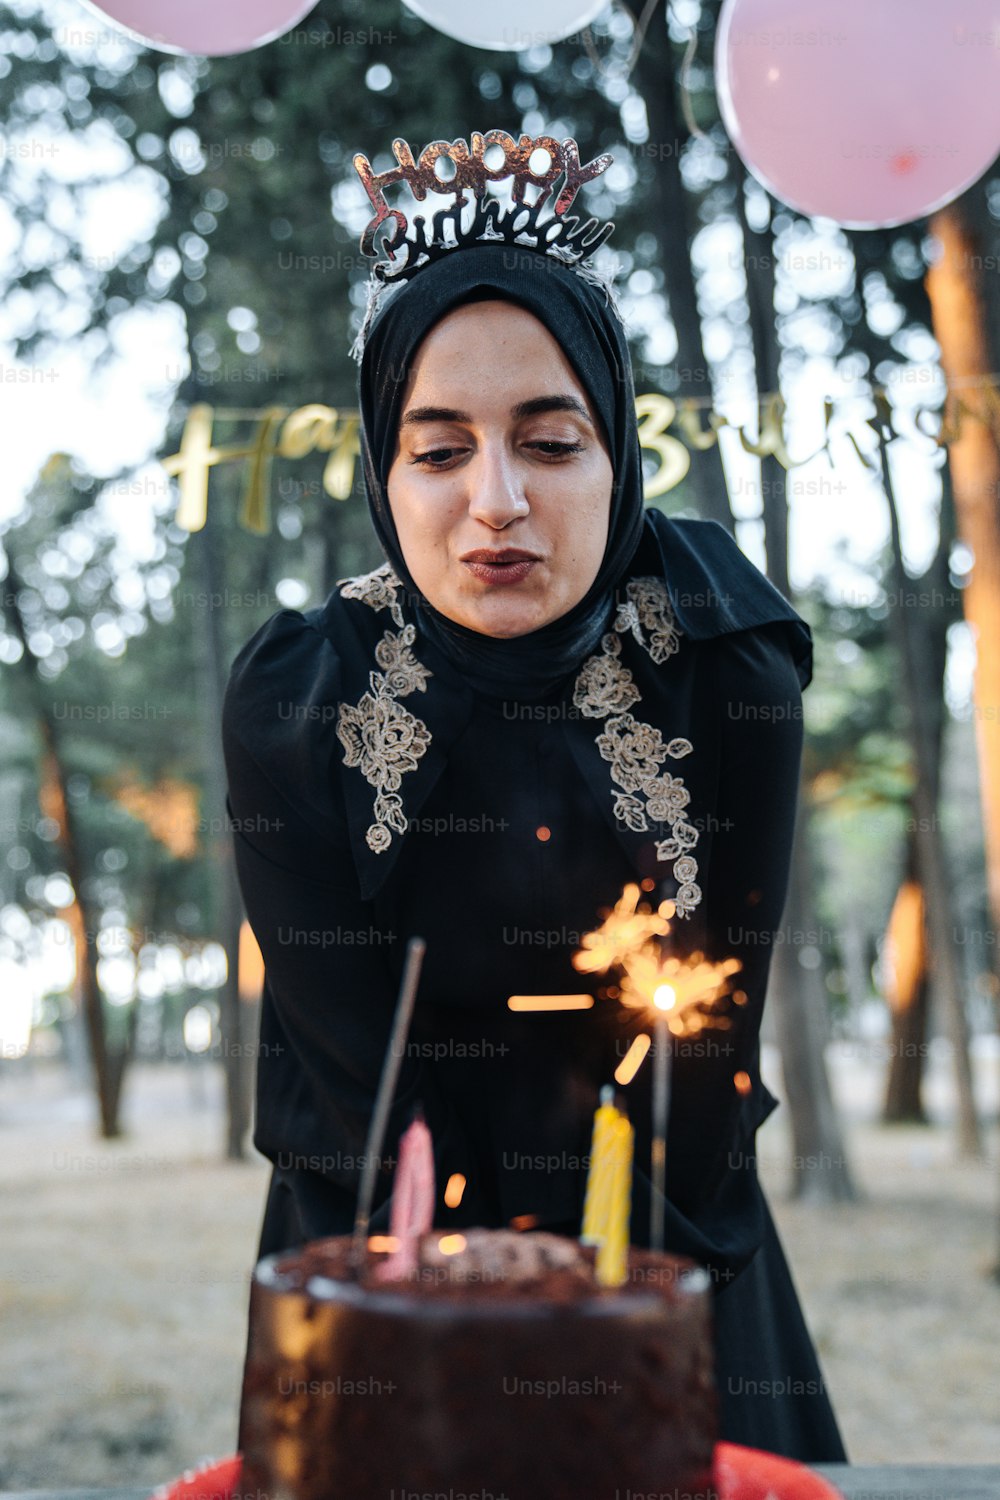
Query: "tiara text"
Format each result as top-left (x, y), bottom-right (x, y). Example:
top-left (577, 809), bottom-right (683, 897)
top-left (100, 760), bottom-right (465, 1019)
top-left (352, 129), bottom-right (615, 281)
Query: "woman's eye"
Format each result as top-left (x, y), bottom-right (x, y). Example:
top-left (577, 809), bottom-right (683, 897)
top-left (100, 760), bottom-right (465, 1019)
top-left (409, 439), bottom-right (583, 467)
top-left (411, 447), bottom-right (462, 467)
top-left (529, 440), bottom-right (584, 458)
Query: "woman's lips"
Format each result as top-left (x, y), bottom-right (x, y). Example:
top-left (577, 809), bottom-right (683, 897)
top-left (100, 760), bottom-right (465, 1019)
top-left (461, 551), bottom-right (539, 587)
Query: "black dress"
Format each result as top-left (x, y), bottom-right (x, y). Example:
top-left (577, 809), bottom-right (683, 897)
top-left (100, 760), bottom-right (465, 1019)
top-left (222, 511), bottom-right (847, 1463)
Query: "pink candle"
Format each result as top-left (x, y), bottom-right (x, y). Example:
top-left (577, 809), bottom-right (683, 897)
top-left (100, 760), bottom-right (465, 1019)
top-left (372, 1111), bottom-right (435, 1281)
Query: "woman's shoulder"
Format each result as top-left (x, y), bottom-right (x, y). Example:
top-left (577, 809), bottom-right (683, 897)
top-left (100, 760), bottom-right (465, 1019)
top-left (223, 562), bottom-right (405, 730)
top-left (223, 603), bottom-right (341, 748)
top-left (221, 561), bottom-right (420, 853)
top-left (639, 510), bottom-right (813, 691)
top-left (222, 603), bottom-right (349, 846)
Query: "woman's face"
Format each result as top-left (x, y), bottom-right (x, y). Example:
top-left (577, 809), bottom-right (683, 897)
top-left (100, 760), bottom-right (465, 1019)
top-left (385, 299), bottom-right (614, 639)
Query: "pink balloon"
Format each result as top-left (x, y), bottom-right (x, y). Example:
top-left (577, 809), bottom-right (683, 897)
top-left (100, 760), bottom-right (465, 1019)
top-left (80, 0), bottom-right (320, 55)
top-left (716, 0), bottom-right (1000, 228)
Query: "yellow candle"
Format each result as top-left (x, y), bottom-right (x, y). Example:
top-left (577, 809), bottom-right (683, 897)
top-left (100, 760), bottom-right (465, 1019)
top-left (580, 1085), bottom-right (620, 1245)
top-left (595, 1113), bottom-right (634, 1288)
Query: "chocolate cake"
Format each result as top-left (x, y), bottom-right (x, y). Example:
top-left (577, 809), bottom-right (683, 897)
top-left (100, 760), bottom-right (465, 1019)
top-left (239, 1227), bottom-right (717, 1500)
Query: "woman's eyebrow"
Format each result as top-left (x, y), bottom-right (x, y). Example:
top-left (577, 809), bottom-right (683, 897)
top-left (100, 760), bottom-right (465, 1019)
top-left (400, 395), bottom-right (594, 426)
top-left (512, 395), bottom-right (593, 424)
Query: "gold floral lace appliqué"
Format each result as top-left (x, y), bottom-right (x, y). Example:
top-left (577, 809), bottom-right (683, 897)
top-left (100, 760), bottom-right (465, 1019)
top-left (572, 577), bottom-right (702, 918)
top-left (335, 565), bottom-right (431, 854)
top-left (336, 567), bottom-right (701, 910)
top-left (338, 562), bottom-right (406, 628)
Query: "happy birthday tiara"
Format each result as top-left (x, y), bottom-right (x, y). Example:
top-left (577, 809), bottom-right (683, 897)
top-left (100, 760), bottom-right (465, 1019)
top-left (352, 129), bottom-right (616, 283)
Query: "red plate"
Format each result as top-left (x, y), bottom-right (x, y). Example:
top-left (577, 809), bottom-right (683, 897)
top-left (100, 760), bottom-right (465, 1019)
top-left (149, 1455), bottom-right (242, 1500)
top-left (150, 1444), bottom-right (844, 1500)
top-left (716, 1441), bottom-right (845, 1499)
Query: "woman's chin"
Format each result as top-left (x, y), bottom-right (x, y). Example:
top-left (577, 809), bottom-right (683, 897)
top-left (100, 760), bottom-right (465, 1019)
top-left (450, 595), bottom-right (554, 640)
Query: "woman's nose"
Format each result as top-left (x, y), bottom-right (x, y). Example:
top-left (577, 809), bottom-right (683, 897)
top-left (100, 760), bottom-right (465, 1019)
top-left (466, 443), bottom-right (529, 529)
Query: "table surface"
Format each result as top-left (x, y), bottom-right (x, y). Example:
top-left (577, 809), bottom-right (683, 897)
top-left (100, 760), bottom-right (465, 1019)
top-left (814, 1467), bottom-right (1000, 1500)
top-left (6, 1469), bottom-right (1000, 1500)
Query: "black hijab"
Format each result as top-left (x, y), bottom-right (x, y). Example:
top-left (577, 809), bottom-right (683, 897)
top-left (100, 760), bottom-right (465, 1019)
top-left (357, 243), bottom-right (646, 700)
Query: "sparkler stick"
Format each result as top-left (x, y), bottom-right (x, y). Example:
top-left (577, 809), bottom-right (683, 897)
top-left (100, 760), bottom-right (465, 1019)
top-left (574, 885), bottom-right (742, 1258)
top-left (351, 936), bottom-right (427, 1277)
top-left (650, 987), bottom-right (675, 1254)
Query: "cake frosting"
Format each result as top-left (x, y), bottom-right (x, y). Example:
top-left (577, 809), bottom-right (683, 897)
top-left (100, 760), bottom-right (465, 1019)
top-left (238, 1228), bottom-right (718, 1500)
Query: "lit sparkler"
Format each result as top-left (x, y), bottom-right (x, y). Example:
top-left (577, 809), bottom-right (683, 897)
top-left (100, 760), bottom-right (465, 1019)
top-left (574, 884), bottom-right (742, 1252)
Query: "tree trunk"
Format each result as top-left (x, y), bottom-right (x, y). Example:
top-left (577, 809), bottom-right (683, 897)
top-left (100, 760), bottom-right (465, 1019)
top-left (838, 907), bottom-right (872, 1015)
top-left (2, 560), bottom-right (124, 1137)
top-left (189, 459), bottom-right (253, 1161)
top-left (839, 225), bottom-right (963, 1131)
top-left (734, 173), bottom-right (788, 570)
top-left (883, 476), bottom-right (955, 1123)
top-left (931, 184), bottom-right (1000, 1279)
top-left (733, 167), bottom-right (856, 1201)
top-left (924, 199), bottom-right (1000, 955)
top-left (768, 801), bottom-right (857, 1201)
top-left (105, 977), bottom-right (140, 1130)
top-left (881, 869), bottom-right (930, 1124)
top-left (41, 742), bottom-right (122, 1136)
top-left (875, 419), bottom-right (981, 1155)
top-left (624, 0), bottom-right (734, 531)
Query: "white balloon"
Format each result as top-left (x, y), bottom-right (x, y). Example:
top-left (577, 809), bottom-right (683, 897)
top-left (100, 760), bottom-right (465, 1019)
top-left (402, 0), bottom-right (609, 51)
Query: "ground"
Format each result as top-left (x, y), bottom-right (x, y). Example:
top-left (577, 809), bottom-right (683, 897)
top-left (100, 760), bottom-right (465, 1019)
top-left (1, 1046), bottom-right (998, 1490)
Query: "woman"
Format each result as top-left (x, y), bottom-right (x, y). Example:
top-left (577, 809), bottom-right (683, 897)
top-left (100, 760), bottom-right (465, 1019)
top-left (222, 215), bottom-right (847, 1461)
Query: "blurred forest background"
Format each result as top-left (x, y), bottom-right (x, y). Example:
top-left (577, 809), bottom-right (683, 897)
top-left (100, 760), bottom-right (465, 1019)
top-left (2, 0), bottom-right (1000, 1483)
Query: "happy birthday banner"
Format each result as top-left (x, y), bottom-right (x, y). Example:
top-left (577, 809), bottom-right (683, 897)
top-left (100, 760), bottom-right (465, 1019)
top-left (159, 377), bottom-right (1000, 535)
